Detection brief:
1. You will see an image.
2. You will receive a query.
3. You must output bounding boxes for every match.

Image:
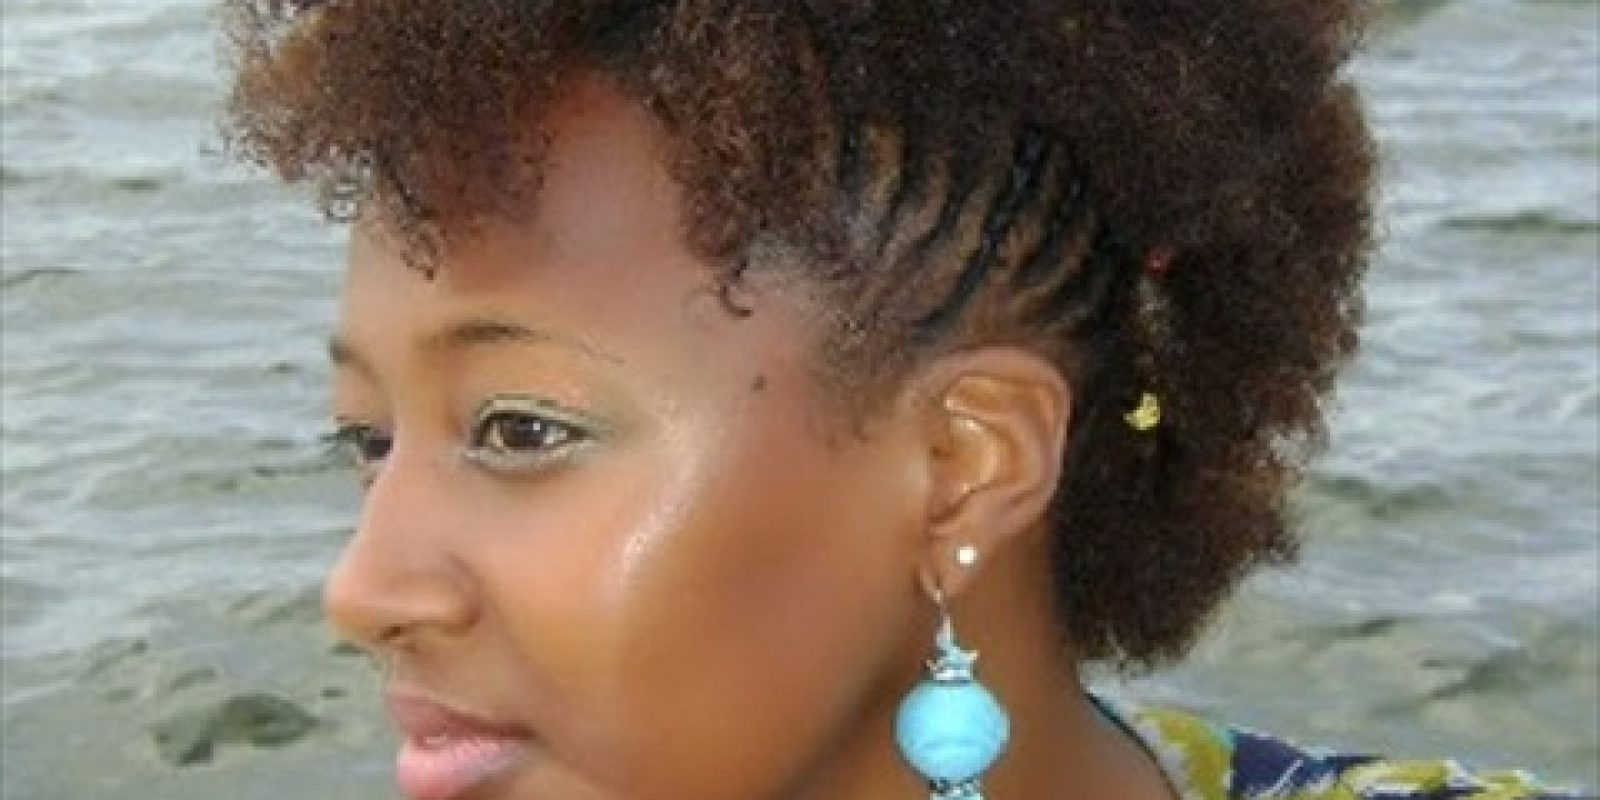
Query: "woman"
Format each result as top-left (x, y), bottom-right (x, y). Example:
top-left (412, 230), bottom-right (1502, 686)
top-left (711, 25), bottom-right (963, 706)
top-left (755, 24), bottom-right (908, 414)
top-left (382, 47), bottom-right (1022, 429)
top-left (222, 1), bottom-right (1586, 798)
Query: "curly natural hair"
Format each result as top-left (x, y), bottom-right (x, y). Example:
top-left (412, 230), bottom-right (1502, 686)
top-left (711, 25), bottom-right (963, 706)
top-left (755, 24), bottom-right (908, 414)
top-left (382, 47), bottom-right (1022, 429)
top-left (222, 0), bottom-right (1376, 669)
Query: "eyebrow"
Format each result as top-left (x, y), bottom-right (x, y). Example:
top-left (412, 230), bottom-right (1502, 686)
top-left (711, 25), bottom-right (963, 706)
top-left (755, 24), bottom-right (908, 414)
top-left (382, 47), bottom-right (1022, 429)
top-left (327, 318), bottom-right (624, 373)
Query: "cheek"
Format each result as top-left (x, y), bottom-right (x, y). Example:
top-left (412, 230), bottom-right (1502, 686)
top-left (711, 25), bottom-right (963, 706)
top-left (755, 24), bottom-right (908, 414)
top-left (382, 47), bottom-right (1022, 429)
top-left (477, 396), bottom-right (922, 798)
top-left (608, 418), bottom-right (921, 797)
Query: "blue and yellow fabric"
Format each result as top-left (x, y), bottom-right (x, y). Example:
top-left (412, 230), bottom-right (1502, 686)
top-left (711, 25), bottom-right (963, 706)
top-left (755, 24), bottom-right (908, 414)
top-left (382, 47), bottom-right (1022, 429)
top-left (1092, 696), bottom-right (1594, 800)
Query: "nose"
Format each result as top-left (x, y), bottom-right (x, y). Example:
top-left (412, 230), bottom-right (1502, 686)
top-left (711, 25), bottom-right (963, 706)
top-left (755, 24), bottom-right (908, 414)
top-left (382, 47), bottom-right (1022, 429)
top-left (323, 448), bottom-right (478, 651)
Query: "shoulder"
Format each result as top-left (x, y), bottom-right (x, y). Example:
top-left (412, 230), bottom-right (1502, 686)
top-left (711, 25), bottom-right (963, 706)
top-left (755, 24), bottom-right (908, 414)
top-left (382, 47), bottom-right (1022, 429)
top-left (1092, 695), bottom-right (1592, 800)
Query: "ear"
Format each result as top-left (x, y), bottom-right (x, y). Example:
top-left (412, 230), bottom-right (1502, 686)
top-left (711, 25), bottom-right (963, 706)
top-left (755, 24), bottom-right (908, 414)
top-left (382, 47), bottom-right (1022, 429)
top-left (908, 347), bottom-right (1071, 599)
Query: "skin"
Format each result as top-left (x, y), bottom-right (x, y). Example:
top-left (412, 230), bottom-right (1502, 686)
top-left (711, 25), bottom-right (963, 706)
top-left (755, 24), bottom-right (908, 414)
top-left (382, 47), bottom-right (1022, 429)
top-left (325, 75), bottom-right (1175, 800)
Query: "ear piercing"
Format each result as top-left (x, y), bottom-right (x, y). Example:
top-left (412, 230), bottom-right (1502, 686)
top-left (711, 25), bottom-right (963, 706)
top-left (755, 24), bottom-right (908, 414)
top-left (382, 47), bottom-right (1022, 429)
top-left (955, 544), bottom-right (979, 568)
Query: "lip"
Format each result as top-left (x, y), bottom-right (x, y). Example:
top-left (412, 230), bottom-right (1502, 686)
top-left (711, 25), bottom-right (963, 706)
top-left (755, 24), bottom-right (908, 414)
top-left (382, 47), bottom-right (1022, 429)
top-left (385, 689), bottom-right (534, 800)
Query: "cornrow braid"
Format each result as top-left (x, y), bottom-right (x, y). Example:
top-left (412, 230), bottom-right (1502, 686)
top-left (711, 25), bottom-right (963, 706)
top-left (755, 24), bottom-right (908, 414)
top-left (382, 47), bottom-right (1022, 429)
top-left (912, 128), bottom-right (1051, 344)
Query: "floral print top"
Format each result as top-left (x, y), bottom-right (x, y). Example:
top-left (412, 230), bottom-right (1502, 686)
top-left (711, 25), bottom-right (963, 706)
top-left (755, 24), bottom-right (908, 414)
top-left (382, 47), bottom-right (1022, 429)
top-left (1092, 696), bottom-right (1594, 800)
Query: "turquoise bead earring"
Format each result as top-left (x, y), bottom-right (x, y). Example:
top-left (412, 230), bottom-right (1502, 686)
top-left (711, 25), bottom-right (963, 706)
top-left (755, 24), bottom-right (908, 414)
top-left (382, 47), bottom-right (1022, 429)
top-left (894, 546), bottom-right (1010, 800)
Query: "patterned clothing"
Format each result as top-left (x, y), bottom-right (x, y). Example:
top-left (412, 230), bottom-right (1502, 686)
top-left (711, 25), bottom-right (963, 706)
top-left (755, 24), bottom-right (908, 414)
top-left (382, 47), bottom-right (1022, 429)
top-left (1091, 695), bottom-right (1594, 800)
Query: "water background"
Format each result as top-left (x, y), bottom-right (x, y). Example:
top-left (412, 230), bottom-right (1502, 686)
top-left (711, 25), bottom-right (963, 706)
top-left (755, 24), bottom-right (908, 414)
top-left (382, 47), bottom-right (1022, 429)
top-left (3, 1), bottom-right (1597, 797)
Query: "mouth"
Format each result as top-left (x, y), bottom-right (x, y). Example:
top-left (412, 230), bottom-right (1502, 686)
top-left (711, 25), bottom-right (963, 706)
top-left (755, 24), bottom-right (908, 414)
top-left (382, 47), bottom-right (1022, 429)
top-left (386, 689), bottom-right (535, 800)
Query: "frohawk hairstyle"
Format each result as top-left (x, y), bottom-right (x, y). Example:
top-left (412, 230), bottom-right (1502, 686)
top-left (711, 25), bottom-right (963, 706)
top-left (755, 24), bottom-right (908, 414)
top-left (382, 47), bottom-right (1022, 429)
top-left (223, 0), bottom-right (1376, 669)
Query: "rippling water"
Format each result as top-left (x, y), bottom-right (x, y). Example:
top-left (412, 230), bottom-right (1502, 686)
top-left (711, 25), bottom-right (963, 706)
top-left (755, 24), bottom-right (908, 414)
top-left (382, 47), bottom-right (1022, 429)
top-left (2, 2), bottom-right (1596, 797)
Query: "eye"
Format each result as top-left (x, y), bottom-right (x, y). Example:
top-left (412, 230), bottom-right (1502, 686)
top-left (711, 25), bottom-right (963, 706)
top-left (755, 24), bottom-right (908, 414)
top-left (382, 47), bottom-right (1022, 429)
top-left (324, 421), bottom-right (393, 479)
top-left (476, 411), bottom-right (576, 452)
top-left (464, 397), bottom-right (594, 472)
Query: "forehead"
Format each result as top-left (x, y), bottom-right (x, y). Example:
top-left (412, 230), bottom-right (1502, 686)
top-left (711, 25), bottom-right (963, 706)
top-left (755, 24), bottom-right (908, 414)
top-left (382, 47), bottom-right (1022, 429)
top-left (412, 75), bottom-right (688, 289)
top-left (336, 75), bottom-right (825, 398)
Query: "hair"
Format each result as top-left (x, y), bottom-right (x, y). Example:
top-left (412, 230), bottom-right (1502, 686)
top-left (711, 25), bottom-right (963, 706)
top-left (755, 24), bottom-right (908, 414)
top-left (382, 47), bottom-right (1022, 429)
top-left (223, 0), bottom-right (1375, 670)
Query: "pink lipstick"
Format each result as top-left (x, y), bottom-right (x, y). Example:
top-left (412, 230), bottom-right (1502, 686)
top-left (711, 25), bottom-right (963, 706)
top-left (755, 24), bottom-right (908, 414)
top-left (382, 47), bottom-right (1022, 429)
top-left (387, 691), bottom-right (533, 800)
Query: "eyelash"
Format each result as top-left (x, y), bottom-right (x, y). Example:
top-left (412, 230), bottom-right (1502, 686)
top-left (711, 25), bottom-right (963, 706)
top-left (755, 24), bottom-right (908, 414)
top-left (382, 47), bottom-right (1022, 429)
top-left (323, 422), bottom-right (392, 485)
top-left (324, 400), bottom-right (595, 483)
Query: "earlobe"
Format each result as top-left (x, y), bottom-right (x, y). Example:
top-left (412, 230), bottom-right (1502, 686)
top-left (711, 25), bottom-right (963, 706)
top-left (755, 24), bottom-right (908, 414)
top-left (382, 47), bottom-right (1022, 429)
top-left (912, 348), bottom-right (1071, 598)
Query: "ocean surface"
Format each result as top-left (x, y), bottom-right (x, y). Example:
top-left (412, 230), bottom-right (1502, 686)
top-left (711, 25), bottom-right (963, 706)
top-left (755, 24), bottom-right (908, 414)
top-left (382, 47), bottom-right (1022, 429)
top-left (2, 1), bottom-right (1596, 797)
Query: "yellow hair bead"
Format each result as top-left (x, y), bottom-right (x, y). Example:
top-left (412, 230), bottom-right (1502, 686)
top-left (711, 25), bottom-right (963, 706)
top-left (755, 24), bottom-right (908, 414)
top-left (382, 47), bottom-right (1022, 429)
top-left (1124, 392), bottom-right (1161, 432)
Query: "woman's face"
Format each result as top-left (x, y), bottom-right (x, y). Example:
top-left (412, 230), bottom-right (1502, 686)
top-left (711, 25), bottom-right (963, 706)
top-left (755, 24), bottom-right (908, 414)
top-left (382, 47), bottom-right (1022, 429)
top-left (325, 78), bottom-right (932, 799)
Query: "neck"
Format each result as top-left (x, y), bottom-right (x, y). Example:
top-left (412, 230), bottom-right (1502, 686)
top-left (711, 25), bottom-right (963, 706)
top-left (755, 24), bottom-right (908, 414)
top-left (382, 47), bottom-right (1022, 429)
top-left (957, 530), bottom-right (1174, 800)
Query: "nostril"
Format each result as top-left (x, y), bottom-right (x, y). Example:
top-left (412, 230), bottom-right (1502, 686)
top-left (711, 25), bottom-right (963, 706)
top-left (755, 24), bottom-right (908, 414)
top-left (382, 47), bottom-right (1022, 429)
top-left (376, 621), bottom-right (414, 648)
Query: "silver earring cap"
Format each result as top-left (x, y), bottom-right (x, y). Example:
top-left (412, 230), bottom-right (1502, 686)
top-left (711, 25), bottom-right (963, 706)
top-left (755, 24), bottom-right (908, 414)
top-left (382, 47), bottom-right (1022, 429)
top-left (955, 544), bottom-right (979, 568)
